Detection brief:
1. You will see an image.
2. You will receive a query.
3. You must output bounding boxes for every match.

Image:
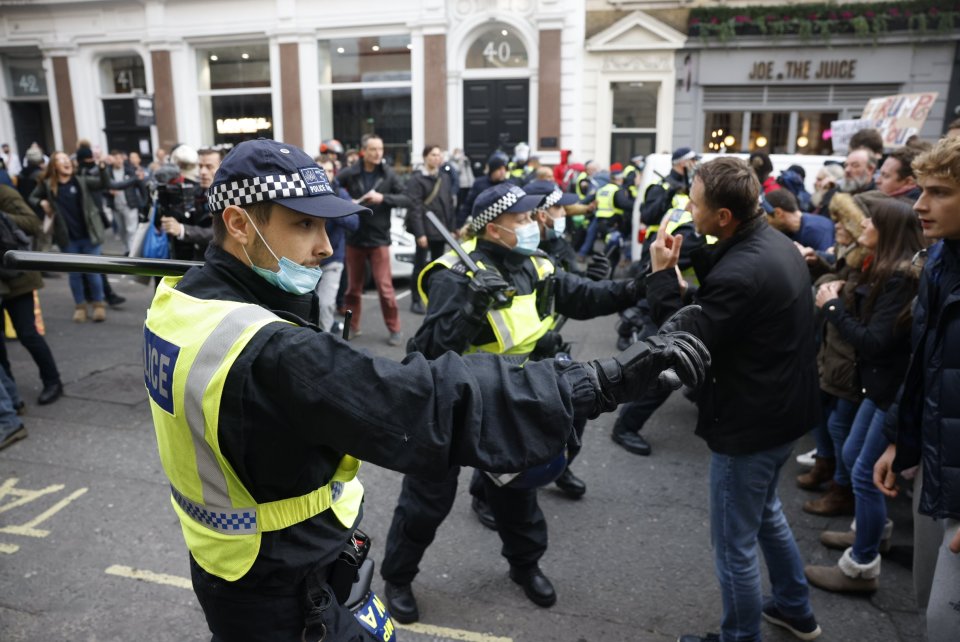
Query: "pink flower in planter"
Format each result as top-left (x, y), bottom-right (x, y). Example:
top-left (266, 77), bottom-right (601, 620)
top-left (735, 15), bottom-right (750, 23)
top-left (710, 16), bottom-right (720, 24)
top-left (865, 10), bottom-right (875, 18)
top-left (690, 17), bottom-right (701, 25)
top-left (930, 7), bottom-right (940, 16)
top-left (766, 14), bottom-right (778, 22)
top-left (828, 12), bottom-right (838, 19)
top-left (888, 7), bottom-right (900, 17)
top-left (905, 10), bottom-right (912, 17)
top-left (809, 13), bottom-right (819, 20)
top-left (840, 10), bottom-right (854, 19)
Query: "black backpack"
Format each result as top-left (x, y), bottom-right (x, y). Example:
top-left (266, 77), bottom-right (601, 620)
top-left (0, 210), bottom-right (33, 279)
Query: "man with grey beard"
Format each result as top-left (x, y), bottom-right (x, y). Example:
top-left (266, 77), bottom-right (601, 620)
top-left (840, 148), bottom-right (878, 195)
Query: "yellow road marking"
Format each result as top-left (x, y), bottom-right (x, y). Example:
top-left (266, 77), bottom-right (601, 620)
top-left (105, 565), bottom-right (513, 641)
top-left (0, 487), bottom-right (88, 537)
top-left (398, 622), bottom-right (513, 642)
top-left (0, 479), bottom-right (66, 515)
top-left (105, 565), bottom-right (193, 589)
top-left (0, 542), bottom-right (19, 554)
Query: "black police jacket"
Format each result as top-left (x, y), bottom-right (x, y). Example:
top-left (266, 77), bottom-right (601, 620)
top-left (885, 240), bottom-right (960, 520)
top-left (646, 217), bottom-right (820, 455)
top-left (174, 244), bottom-right (600, 592)
top-left (411, 239), bottom-right (637, 360)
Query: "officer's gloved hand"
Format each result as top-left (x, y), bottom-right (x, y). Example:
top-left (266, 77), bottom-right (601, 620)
top-left (658, 304), bottom-right (702, 335)
top-left (585, 253), bottom-right (611, 281)
top-left (588, 331), bottom-right (710, 414)
top-left (464, 268), bottom-right (511, 324)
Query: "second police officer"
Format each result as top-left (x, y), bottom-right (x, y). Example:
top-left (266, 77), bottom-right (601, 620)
top-left (380, 181), bottom-right (701, 623)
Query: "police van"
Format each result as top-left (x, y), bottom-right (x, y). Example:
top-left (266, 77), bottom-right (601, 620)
top-left (629, 153), bottom-right (844, 262)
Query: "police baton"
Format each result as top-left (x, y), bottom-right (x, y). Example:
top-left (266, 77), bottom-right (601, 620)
top-left (3, 250), bottom-right (202, 277)
top-left (424, 211), bottom-right (511, 308)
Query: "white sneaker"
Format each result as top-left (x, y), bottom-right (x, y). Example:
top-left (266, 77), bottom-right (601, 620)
top-left (795, 448), bottom-right (817, 468)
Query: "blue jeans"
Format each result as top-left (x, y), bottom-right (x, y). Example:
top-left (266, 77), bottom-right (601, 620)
top-left (811, 392), bottom-right (835, 459)
top-left (0, 359), bottom-right (22, 431)
top-left (710, 443), bottom-right (813, 642)
top-left (64, 239), bottom-right (104, 304)
top-left (841, 398), bottom-right (890, 563)
top-left (825, 397), bottom-right (859, 486)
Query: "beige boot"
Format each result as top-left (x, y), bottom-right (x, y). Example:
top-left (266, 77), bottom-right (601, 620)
top-left (805, 548), bottom-right (879, 594)
top-left (821, 518), bottom-right (893, 553)
top-left (797, 456), bottom-right (835, 490)
top-left (72, 303), bottom-right (88, 323)
top-left (91, 301), bottom-right (106, 323)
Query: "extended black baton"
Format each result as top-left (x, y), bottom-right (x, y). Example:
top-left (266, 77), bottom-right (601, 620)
top-left (3, 250), bottom-right (202, 277)
top-left (424, 211), bottom-right (511, 308)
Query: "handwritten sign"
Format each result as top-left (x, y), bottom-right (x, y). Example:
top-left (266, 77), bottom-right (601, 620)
top-left (860, 92), bottom-right (938, 149)
top-left (830, 119), bottom-right (882, 155)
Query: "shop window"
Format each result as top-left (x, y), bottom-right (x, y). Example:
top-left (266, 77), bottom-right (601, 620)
top-left (704, 112), bottom-right (744, 152)
top-left (796, 111), bottom-right (838, 155)
top-left (319, 37), bottom-right (412, 168)
top-left (197, 43), bottom-right (271, 146)
top-left (198, 44), bottom-right (270, 90)
top-left (465, 26), bottom-right (528, 69)
top-left (99, 55), bottom-right (146, 95)
top-left (749, 112), bottom-right (790, 153)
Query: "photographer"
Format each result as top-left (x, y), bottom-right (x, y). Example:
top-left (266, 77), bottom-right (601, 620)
top-left (157, 145), bottom-right (219, 261)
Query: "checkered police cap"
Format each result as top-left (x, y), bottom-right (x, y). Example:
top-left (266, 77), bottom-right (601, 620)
top-left (522, 179), bottom-right (579, 211)
top-left (469, 183), bottom-right (545, 233)
top-left (208, 138), bottom-right (369, 219)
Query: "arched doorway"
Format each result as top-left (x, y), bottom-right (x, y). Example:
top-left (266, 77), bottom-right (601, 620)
top-left (461, 23), bottom-right (531, 173)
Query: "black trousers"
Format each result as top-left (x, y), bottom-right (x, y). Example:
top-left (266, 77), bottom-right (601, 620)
top-left (191, 559), bottom-right (374, 642)
top-left (381, 465), bottom-right (548, 586)
top-left (0, 292), bottom-right (60, 387)
top-left (409, 240), bottom-right (446, 305)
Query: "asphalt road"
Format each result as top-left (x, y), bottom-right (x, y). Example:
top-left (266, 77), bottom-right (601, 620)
top-left (0, 261), bottom-right (925, 641)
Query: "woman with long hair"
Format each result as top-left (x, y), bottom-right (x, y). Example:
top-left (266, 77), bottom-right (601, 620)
top-left (29, 150), bottom-right (109, 322)
top-left (805, 194), bottom-right (926, 593)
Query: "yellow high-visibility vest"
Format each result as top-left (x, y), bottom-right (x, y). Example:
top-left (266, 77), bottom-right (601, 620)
top-left (144, 277), bottom-right (363, 581)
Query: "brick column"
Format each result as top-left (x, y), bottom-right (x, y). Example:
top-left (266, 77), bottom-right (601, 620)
top-left (51, 57), bottom-right (77, 150)
top-left (279, 43), bottom-right (303, 147)
top-left (537, 29), bottom-right (561, 150)
top-left (150, 50), bottom-right (178, 151)
top-left (423, 34), bottom-right (447, 149)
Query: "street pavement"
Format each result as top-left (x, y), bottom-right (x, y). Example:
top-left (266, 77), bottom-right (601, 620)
top-left (0, 256), bottom-right (926, 641)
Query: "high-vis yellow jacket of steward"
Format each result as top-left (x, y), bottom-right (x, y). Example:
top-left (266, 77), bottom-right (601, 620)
top-left (145, 276), bottom-right (363, 581)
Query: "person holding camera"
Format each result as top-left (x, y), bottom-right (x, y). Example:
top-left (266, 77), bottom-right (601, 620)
top-left (156, 145), bottom-right (219, 261)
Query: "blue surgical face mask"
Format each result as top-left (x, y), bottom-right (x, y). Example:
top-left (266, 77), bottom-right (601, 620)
top-left (241, 210), bottom-right (323, 295)
top-left (497, 221), bottom-right (541, 255)
top-left (546, 212), bottom-right (566, 239)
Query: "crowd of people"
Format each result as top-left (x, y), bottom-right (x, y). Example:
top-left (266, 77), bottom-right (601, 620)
top-left (0, 116), bottom-right (958, 642)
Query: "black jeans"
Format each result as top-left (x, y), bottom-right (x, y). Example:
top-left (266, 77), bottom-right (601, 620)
top-left (381, 466), bottom-right (547, 585)
top-left (0, 292), bottom-right (60, 386)
top-left (409, 240), bottom-right (446, 305)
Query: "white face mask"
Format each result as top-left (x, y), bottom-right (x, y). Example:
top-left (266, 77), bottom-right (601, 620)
top-left (496, 221), bottom-right (541, 255)
top-left (241, 210), bottom-right (323, 295)
top-left (547, 213), bottom-right (566, 239)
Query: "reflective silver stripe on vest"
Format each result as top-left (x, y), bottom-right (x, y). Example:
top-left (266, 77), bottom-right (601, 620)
top-left (180, 304), bottom-right (278, 532)
top-left (487, 310), bottom-right (515, 351)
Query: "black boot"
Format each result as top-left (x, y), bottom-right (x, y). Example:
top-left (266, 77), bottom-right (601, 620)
top-left (554, 467), bottom-right (586, 499)
top-left (471, 495), bottom-right (497, 530)
top-left (37, 382), bottom-right (63, 405)
top-left (611, 421), bottom-right (651, 456)
top-left (509, 565), bottom-right (557, 607)
top-left (383, 581), bottom-right (419, 624)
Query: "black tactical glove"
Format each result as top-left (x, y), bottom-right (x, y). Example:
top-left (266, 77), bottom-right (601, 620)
top-left (585, 253), bottom-right (611, 281)
top-left (658, 304), bottom-right (703, 335)
top-left (532, 330), bottom-right (566, 359)
top-left (588, 331), bottom-right (710, 414)
top-left (464, 268), bottom-right (512, 324)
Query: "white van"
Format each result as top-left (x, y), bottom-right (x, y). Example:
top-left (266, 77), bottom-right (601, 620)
top-left (630, 153), bottom-right (844, 262)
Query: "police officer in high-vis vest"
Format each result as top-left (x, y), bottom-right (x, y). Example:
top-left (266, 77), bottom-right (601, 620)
top-left (577, 170), bottom-right (627, 259)
top-left (144, 139), bottom-right (710, 641)
top-left (639, 147), bottom-right (698, 244)
top-left (379, 182), bottom-right (707, 624)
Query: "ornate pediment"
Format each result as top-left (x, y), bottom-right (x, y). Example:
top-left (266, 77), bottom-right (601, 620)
top-left (586, 10), bottom-right (686, 52)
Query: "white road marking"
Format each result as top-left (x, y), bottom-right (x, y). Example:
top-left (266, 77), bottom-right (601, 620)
top-left (398, 622), bottom-right (513, 642)
top-left (104, 565), bottom-right (513, 641)
top-left (105, 564), bottom-right (192, 590)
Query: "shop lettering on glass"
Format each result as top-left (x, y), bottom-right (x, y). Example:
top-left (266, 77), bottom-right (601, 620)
top-left (748, 59), bottom-right (857, 81)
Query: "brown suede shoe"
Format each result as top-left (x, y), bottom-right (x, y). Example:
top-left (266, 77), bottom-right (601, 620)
top-left (92, 302), bottom-right (106, 322)
top-left (802, 482), bottom-right (855, 516)
top-left (805, 564), bottom-right (878, 593)
top-left (796, 456), bottom-right (835, 490)
top-left (72, 303), bottom-right (88, 323)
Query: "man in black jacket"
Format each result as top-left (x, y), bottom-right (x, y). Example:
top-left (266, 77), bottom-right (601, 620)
top-left (648, 157), bottom-right (822, 642)
top-left (874, 135), bottom-right (960, 642)
top-left (405, 144), bottom-right (456, 315)
top-left (338, 134), bottom-right (411, 345)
